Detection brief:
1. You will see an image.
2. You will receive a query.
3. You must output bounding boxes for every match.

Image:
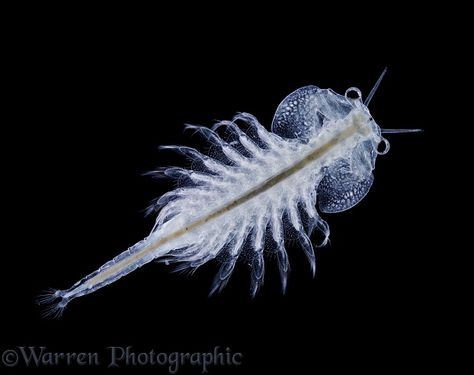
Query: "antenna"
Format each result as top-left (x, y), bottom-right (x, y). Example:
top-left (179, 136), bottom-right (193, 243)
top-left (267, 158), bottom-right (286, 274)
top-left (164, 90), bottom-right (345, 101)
top-left (381, 128), bottom-right (423, 134)
top-left (364, 67), bottom-right (387, 106)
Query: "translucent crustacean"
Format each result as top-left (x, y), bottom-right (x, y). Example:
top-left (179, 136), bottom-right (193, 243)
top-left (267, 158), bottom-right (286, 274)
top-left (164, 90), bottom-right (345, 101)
top-left (37, 69), bottom-right (420, 317)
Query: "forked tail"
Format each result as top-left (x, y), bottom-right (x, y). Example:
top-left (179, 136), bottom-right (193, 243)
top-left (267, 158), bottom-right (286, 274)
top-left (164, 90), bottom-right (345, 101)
top-left (37, 236), bottom-right (160, 318)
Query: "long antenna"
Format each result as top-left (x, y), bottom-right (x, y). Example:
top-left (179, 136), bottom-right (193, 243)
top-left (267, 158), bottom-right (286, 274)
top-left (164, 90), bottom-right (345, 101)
top-left (364, 67), bottom-right (387, 106)
top-left (381, 128), bottom-right (422, 134)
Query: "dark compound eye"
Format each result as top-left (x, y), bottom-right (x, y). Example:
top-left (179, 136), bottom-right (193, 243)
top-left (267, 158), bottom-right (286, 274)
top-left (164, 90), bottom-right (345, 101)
top-left (376, 138), bottom-right (390, 155)
top-left (345, 87), bottom-right (362, 100)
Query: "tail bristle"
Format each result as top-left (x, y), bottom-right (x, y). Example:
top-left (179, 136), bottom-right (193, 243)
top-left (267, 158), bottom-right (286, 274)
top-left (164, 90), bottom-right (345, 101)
top-left (36, 289), bottom-right (69, 319)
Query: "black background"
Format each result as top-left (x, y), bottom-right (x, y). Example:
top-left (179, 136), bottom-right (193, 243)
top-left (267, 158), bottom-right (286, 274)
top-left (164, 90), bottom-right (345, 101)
top-left (3, 7), bottom-right (444, 374)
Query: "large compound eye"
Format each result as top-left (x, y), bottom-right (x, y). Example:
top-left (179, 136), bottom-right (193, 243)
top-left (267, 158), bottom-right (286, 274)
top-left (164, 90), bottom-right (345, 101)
top-left (317, 160), bottom-right (374, 213)
top-left (271, 86), bottom-right (354, 140)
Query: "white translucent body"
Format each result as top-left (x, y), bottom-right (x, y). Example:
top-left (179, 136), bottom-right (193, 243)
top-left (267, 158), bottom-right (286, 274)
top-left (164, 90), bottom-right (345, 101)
top-left (38, 73), bottom-right (410, 317)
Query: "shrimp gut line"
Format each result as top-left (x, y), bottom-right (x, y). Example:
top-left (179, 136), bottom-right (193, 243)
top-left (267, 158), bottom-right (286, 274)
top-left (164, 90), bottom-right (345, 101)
top-left (84, 120), bottom-right (366, 288)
